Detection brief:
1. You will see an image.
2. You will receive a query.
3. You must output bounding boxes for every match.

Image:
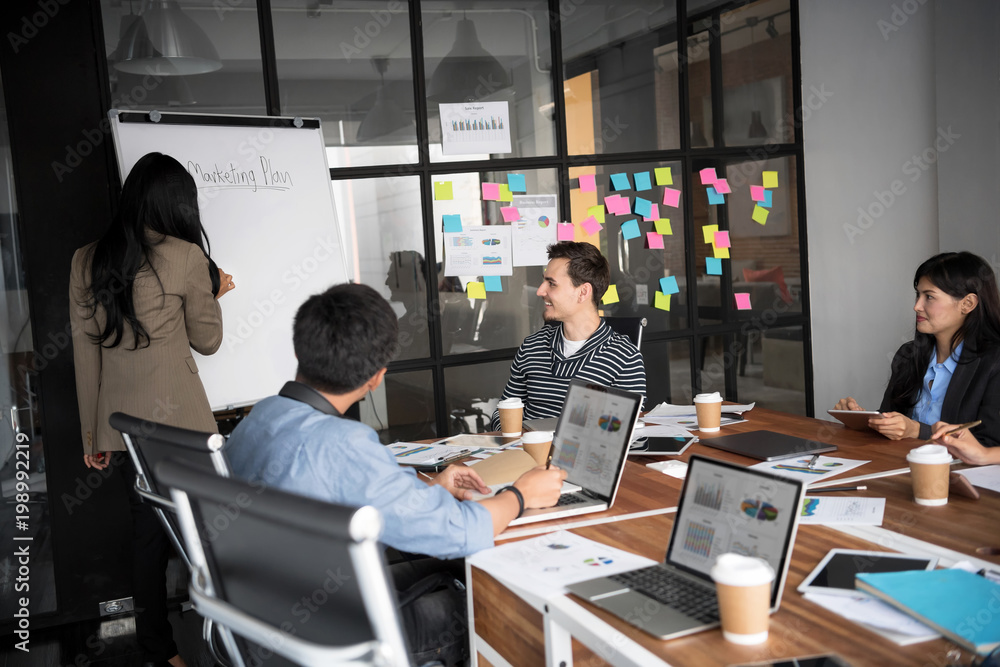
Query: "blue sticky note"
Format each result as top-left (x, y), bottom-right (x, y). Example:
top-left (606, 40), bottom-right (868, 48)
top-left (483, 275), bottom-right (503, 292)
top-left (611, 173), bottom-right (631, 191)
top-left (621, 219), bottom-right (641, 240)
top-left (659, 276), bottom-right (679, 295)
top-left (443, 214), bottom-right (463, 232)
top-left (634, 197), bottom-right (653, 219)
top-left (706, 257), bottom-right (723, 275)
top-left (507, 173), bottom-right (526, 193)
top-left (706, 187), bottom-right (725, 206)
top-left (634, 172), bottom-right (652, 191)
top-left (761, 189), bottom-right (773, 208)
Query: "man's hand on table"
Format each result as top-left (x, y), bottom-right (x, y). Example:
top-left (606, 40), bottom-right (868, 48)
top-left (433, 464), bottom-right (491, 500)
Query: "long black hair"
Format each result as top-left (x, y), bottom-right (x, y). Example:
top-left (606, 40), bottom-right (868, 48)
top-left (886, 251), bottom-right (1000, 409)
top-left (85, 152), bottom-right (220, 349)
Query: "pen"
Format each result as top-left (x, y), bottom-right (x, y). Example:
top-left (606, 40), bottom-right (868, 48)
top-left (545, 442), bottom-right (555, 469)
top-left (930, 419), bottom-right (982, 442)
top-left (806, 454), bottom-right (820, 469)
top-left (809, 485), bottom-right (867, 493)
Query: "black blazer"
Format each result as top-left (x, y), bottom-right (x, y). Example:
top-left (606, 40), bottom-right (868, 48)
top-left (880, 341), bottom-right (1000, 447)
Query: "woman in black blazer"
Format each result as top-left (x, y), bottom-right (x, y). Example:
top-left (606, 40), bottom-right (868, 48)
top-left (835, 252), bottom-right (1000, 449)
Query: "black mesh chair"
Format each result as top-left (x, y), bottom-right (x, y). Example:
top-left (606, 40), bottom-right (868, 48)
top-left (604, 316), bottom-right (647, 349)
top-left (158, 458), bottom-right (413, 667)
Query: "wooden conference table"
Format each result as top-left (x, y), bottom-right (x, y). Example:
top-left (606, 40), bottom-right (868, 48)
top-left (464, 407), bottom-right (1000, 667)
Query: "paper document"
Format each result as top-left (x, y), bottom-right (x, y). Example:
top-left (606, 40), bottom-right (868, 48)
top-left (644, 401), bottom-right (755, 417)
top-left (750, 455), bottom-right (869, 485)
top-left (443, 225), bottom-right (513, 277)
top-left (389, 442), bottom-right (472, 466)
top-left (631, 422), bottom-right (696, 440)
top-left (799, 496), bottom-right (885, 525)
top-left (803, 592), bottom-right (938, 645)
top-left (640, 414), bottom-right (747, 430)
top-left (956, 465), bottom-right (1000, 493)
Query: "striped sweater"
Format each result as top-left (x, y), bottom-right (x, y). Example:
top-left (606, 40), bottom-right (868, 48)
top-left (490, 320), bottom-right (646, 431)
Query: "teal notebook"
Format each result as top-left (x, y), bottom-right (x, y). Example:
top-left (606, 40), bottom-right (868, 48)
top-left (855, 569), bottom-right (1000, 655)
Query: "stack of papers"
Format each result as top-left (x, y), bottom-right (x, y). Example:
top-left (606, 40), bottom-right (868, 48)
top-left (749, 455), bottom-right (869, 484)
top-left (803, 592), bottom-right (939, 645)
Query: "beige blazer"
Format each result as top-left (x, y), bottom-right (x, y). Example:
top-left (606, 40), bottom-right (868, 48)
top-left (69, 234), bottom-right (223, 454)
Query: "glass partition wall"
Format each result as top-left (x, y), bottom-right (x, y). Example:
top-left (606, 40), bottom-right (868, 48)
top-left (99, 0), bottom-right (809, 441)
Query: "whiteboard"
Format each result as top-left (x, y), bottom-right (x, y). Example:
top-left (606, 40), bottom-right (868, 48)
top-left (110, 110), bottom-right (353, 410)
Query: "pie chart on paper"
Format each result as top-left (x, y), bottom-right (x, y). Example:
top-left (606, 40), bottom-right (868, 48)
top-left (537, 216), bottom-right (550, 228)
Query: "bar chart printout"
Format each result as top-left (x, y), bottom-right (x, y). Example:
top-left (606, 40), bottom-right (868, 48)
top-left (439, 101), bottom-right (512, 155)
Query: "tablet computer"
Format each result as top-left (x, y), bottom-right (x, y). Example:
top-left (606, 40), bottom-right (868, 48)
top-left (798, 549), bottom-right (937, 596)
top-left (827, 409), bottom-right (883, 431)
top-left (627, 436), bottom-right (696, 456)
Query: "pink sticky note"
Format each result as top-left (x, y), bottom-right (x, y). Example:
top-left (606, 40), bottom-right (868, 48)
top-left (501, 206), bottom-right (519, 222)
top-left (579, 174), bottom-right (596, 192)
top-left (613, 197), bottom-right (631, 215)
top-left (699, 168), bottom-right (718, 185)
top-left (750, 185), bottom-right (766, 202)
top-left (482, 183), bottom-right (500, 200)
top-left (604, 194), bottom-right (621, 212)
top-left (714, 179), bottom-right (731, 194)
top-left (662, 187), bottom-right (681, 208)
top-left (580, 215), bottom-right (603, 236)
top-left (735, 293), bottom-right (752, 311)
top-left (643, 203), bottom-right (660, 222)
top-left (646, 232), bottom-right (664, 249)
top-left (713, 230), bottom-right (731, 248)
top-left (557, 223), bottom-right (575, 241)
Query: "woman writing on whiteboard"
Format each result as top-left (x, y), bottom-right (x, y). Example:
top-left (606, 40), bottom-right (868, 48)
top-left (834, 251), bottom-right (1000, 449)
top-left (69, 152), bottom-right (234, 667)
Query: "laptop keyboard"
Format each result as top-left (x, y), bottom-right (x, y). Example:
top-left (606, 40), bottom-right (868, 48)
top-left (609, 566), bottom-right (720, 624)
top-left (554, 492), bottom-right (589, 507)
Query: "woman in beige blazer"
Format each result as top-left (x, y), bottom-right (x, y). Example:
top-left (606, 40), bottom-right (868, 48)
top-left (69, 152), bottom-right (233, 667)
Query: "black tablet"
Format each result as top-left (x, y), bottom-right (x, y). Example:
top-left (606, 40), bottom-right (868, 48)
top-left (627, 436), bottom-right (696, 456)
top-left (797, 549), bottom-right (937, 596)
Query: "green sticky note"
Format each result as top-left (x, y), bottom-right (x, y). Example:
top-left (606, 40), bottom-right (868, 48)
top-left (654, 219), bottom-right (672, 235)
top-left (654, 167), bottom-right (673, 186)
top-left (499, 184), bottom-right (514, 202)
top-left (602, 284), bottom-right (620, 305)
top-left (587, 205), bottom-right (606, 223)
top-left (752, 205), bottom-right (769, 225)
top-left (654, 291), bottom-right (671, 311)
top-left (434, 181), bottom-right (453, 200)
top-left (467, 281), bottom-right (486, 299)
top-left (762, 171), bottom-right (778, 188)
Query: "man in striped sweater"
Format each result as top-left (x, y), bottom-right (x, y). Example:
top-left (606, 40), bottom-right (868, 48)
top-left (491, 242), bottom-right (646, 431)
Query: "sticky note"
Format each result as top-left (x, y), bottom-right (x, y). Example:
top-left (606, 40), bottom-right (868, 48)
top-left (602, 284), bottom-right (620, 305)
top-left (634, 172), bottom-right (652, 191)
top-left (706, 257), bottom-right (723, 275)
top-left (484, 276), bottom-right (503, 292)
top-left (608, 196), bottom-right (630, 215)
top-left (501, 207), bottom-right (520, 222)
top-left (645, 232), bottom-right (664, 249)
top-left (699, 167), bottom-right (718, 185)
top-left (557, 222), bottom-right (575, 241)
top-left (763, 171), bottom-right (778, 188)
top-left (499, 184), bottom-right (513, 202)
top-left (579, 173), bottom-right (596, 192)
top-left (735, 292), bottom-right (752, 310)
top-left (643, 203), bottom-right (660, 222)
top-left (659, 276), bottom-right (679, 295)
top-left (580, 215), bottom-right (603, 236)
top-left (434, 181), bottom-right (453, 200)
top-left (587, 205), bottom-right (606, 223)
top-left (707, 187), bottom-right (725, 206)
top-left (634, 197), bottom-right (653, 219)
top-left (752, 205), bottom-right (769, 225)
top-left (654, 219), bottom-right (672, 235)
top-left (713, 231), bottom-right (731, 248)
top-left (662, 187), bottom-right (681, 208)
top-left (702, 224), bottom-right (719, 244)
top-left (482, 183), bottom-right (500, 200)
top-left (621, 219), bottom-right (641, 240)
top-left (750, 185), bottom-right (766, 202)
top-left (443, 214), bottom-right (463, 232)
top-left (654, 291), bottom-right (671, 311)
top-left (604, 194), bottom-right (621, 211)
top-left (467, 281), bottom-right (486, 299)
top-left (507, 173), bottom-right (526, 193)
top-left (713, 245), bottom-right (730, 259)
top-left (761, 189), bottom-right (773, 208)
top-left (714, 179), bottom-right (731, 194)
top-left (611, 172), bottom-right (631, 191)
top-left (654, 167), bottom-right (673, 186)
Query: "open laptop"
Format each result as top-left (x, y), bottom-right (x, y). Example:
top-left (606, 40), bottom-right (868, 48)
top-left (509, 379), bottom-right (643, 526)
top-left (566, 455), bottom-right (805, 639)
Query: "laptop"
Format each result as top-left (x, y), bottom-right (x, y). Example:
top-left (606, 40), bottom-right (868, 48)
top-left (509, 379), bottom-right (643, 526)
top-left (566, 455), bottom-right (805, 639)
top-left (699, 429), bottom-right (838, 461)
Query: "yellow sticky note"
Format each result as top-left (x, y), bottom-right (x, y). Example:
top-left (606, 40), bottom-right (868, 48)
top-left (587, 205), bottom-right (606, 223)
top-left (752, 205), bottom-right (769, 225)
top-left (713, 245), bottom-right (730, 259)
top-left (602, 284), bottom-right (620, 305)
top-left (654, 167), bottom-right (673, 186)
top-left (434, 181), bottom-right (453, 200)
top-left (762, 171), bottom-right (778, 188)
top-left (467, 281), bottom-right (486, 299)
top-left (499, 184), bottom-right (513, 202)
top-left (702, 224), bottom-right (718, 244)
top-left (654, 219), bottom-right (672, 235)
top-left (654, 291), bottom-right (671, 311)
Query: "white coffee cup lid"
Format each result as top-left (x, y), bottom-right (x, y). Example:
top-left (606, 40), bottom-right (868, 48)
top-left (521, 431), bottom-right (553, 444)
top-left (694, 392), bottom-right (723, 403)
top-left (906, 444), bottom-right (952, 465)
top-left (498, 398), bottom-right (524, 409)
top-left (710, 553), bottom-right (775, 587)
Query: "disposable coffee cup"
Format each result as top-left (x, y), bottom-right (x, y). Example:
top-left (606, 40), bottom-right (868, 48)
top-left (694, 392), bottom-right (723, 432)
top-left (710, 553), bottom-right (774, 645)
top-left (497, 398), bottom-right (524, 438)
top-left (906, 444), bottom-right (952, 506)
top-left (521, 431), bottom-right (553, 466)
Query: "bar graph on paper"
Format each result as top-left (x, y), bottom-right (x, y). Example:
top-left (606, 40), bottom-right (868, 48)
top-left (439, 101), bottom-right (512, 155)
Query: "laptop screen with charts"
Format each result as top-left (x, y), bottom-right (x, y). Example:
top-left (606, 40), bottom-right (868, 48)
top-left (566, 455), bottom-right (805, 639)
top-left (509, 380), bottom-right (642, 526)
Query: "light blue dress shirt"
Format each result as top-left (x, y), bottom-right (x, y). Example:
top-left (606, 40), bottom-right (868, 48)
top-left (912, 341), bottom-right (963, 426)
top-left (225, 395), bottom-right (494, 559)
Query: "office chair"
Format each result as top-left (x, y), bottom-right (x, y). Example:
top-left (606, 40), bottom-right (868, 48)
top-left (108, 412), bottom-right (235, 667)
top-left (604, 316), bottom-right (648, 349)
top-left (158, 458), bottom-right (414, 667)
